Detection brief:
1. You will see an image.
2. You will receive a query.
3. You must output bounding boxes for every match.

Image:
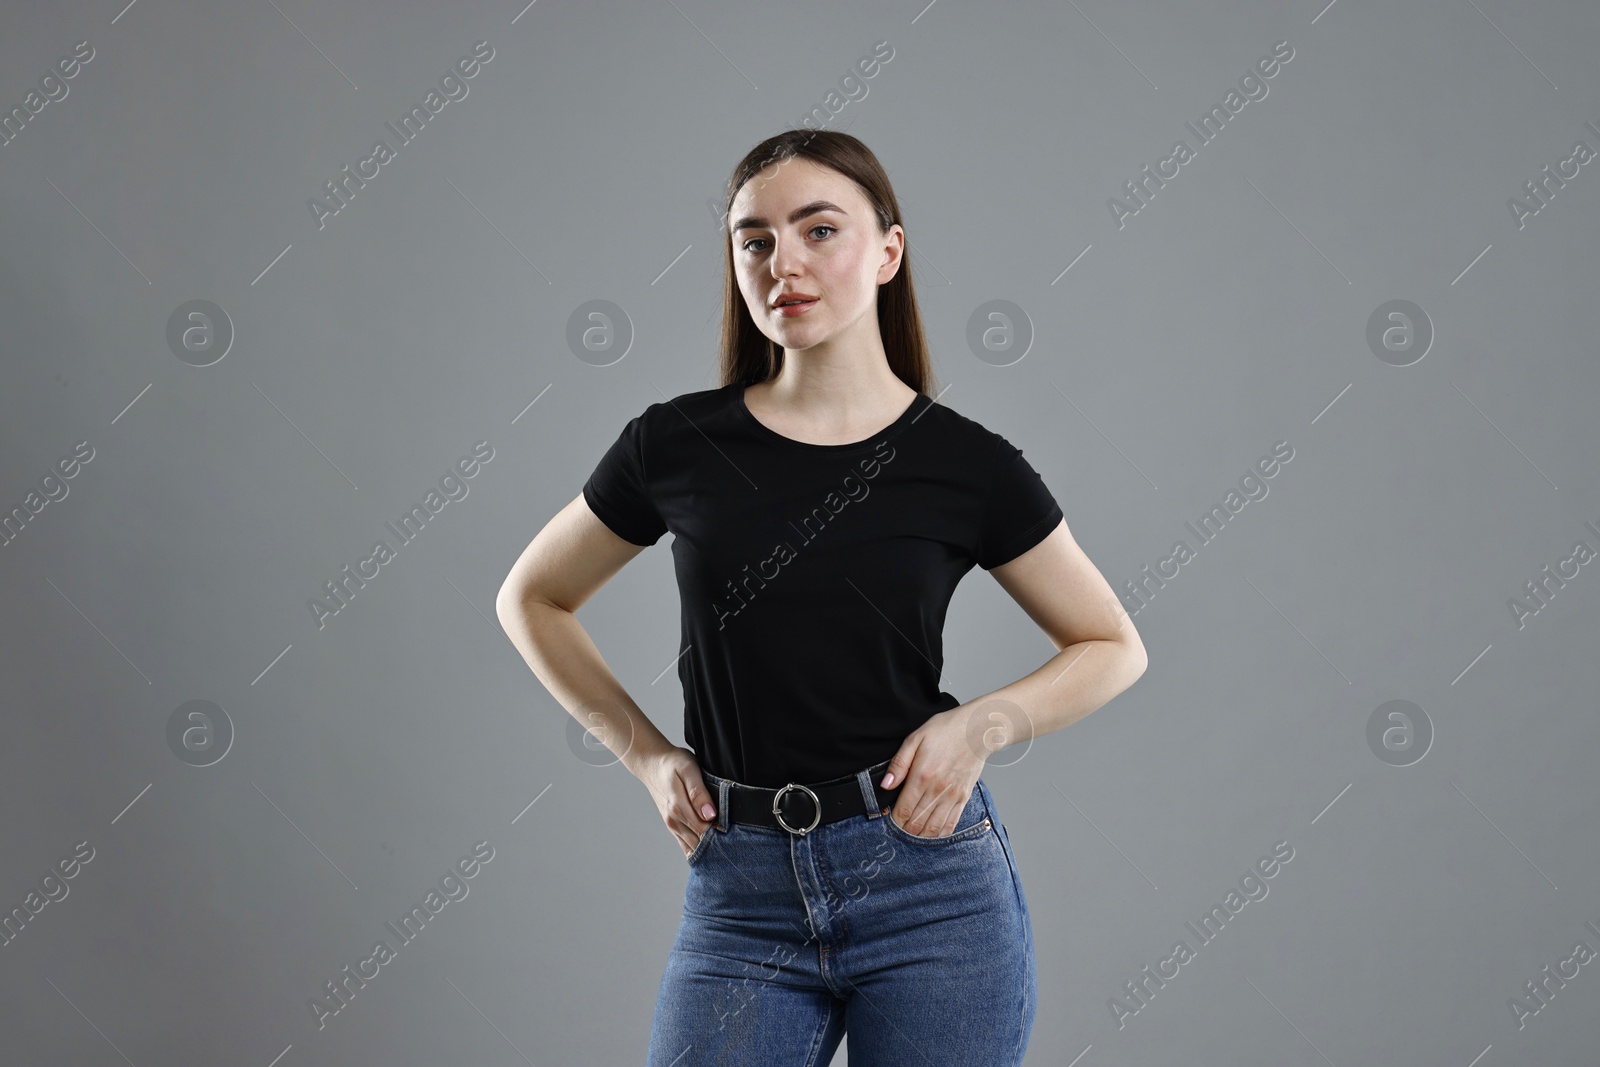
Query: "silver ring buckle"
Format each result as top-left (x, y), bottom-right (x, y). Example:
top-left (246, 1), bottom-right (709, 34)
top-left (772, 782), bottom-right (822, 835)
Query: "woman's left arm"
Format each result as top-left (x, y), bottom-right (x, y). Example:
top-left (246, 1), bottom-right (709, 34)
top-left (880, 518), bottom-right (1149, 837)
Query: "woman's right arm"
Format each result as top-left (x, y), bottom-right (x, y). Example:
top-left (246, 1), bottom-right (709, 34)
top-left (494, 493), bottom-right (718, 854)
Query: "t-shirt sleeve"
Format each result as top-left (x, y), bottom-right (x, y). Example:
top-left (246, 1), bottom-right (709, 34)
top-left (582, 412), bottom-right (668, 547)
top-left (975, 434), bottom-right (1064, 570)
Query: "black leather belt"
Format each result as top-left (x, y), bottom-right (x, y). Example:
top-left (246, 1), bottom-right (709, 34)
top-left (718, 760), bottom-right (903, 836)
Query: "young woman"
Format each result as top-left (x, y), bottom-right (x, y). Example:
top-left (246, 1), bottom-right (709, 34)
top-left (496, 130), bottom-right (1147, 1066)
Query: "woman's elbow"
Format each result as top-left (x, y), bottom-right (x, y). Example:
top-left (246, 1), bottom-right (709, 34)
top-left (494, 581), bottom-right (535, 632)
top-left (496, 580), bottom-right (569, 633)
top-left (1124, 637), bottom-right (1149, 680)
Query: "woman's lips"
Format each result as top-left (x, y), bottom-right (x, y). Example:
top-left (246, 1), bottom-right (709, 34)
top-left (774, 298), bottom-right (818, 317)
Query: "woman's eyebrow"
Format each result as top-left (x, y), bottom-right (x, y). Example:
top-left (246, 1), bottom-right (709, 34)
top-left (731, 200), bottom-right (847, 233)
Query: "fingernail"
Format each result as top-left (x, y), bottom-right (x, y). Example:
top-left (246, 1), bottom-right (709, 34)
top-left (882, 772), bottom-right (895, 787)
top-left (701, 803), bottom-right (715, 820)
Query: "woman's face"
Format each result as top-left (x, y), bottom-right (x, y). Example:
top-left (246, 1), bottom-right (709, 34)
top-left (728, 156), bottom-right (903, 356)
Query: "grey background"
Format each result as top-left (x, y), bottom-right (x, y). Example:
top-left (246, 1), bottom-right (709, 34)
top-left (2, 0), bottom-right (1597, 1064)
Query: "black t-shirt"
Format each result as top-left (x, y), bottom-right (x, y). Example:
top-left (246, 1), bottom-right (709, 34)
top-left (582, 382), bottom-right (1064, 788)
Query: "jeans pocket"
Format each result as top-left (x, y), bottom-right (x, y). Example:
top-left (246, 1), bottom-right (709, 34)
top-left (882, 785), bottom-right (993, 846)
top-left (685, 823), bottom-right (717, 866)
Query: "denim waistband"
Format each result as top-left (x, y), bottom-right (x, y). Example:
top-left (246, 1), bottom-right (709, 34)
top-left (698, 757), bottom-right (902, 833)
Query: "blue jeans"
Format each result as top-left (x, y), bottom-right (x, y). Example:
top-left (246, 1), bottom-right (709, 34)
top-left (646, 759), bottom-right (1037, 1066)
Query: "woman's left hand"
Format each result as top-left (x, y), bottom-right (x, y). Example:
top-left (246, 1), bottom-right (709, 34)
top-left (878, 705), bottom-right (990, 837)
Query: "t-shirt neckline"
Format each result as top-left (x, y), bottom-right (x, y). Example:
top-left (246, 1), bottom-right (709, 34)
top-left (732, 382), bottom-right (930, 452)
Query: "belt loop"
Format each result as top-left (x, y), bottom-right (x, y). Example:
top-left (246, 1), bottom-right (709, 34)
top-left (857, 763), bottom-right (884, 818)
top-left (716, 778), bottom-right (730, 831)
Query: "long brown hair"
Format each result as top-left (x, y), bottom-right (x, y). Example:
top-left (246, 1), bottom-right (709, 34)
top-left (717, 129), bottom-right (938, 398)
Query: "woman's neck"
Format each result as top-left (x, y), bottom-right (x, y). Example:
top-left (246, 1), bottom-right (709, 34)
top-left (745, 361), bottom-right (917, 444)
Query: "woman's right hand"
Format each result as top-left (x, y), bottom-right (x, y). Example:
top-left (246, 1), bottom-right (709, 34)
top-left (638, 746), bottom-right (718, 857)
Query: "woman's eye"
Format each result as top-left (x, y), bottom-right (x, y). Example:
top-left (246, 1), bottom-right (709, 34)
top-left (740, 226), bottom-right (836, 254)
